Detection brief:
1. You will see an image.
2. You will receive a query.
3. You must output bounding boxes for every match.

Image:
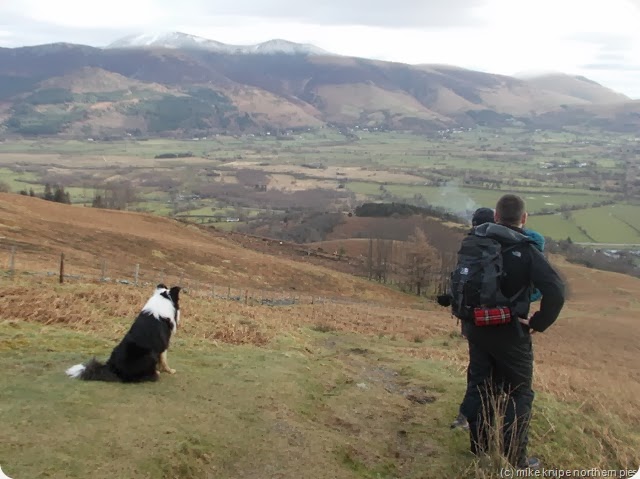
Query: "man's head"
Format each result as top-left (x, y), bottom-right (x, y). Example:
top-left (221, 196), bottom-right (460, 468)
top-left (495, 194), bottom-right (527, 227)
top-left (472, 207), bottom-right (495, 227)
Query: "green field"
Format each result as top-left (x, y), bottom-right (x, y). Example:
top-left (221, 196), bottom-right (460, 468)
top-left (572, 205), bottom-right (640, 243)
top-left (526, 203), bottom-right (640, 243)
top-left (0, 167), bottom-right (39, 192)
top-left (526, 214), bottom-right (592, 243)
top-left (0, 128), bottom-right (637, 243)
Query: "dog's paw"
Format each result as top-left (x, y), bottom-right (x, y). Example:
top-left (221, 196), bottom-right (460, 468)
top-left (168, 368), bottom-right (176, 374)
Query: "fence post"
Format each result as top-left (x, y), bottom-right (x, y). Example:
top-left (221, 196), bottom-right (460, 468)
top-left (244, 289), bottom-right (248, 305)
top-left (59, 253), bottom-right (65, 284)
top-left (101, 259), bottom-right (107, 282)
top-left (9, 246), bottom-right (16, 279)
top-left (227, 285), bottom-right (231, 299)
top-left (134, 264), bottom-right (139, 286)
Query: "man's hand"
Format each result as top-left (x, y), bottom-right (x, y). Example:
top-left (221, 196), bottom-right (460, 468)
top-left (518, 317), bottom-right (536, 334)
top-left (436, 294), bottom-right (451, 307)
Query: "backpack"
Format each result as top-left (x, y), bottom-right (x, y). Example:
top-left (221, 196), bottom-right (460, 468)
top-left (450, 232), bottom-right (532, 326)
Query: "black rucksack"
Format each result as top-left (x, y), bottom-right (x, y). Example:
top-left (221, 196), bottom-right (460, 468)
top-left (450, 232), bottom-right (532, 323)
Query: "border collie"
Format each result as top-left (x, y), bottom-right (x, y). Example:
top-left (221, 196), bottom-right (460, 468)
top-left (66, 284), bottom-right (181, 383)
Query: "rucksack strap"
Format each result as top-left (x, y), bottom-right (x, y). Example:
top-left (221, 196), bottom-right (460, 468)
top-left (500, 242), bottom-right (534, 339)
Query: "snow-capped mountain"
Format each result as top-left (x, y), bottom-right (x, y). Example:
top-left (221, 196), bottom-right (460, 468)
top-left (107, 32), bottom-right (332, 56)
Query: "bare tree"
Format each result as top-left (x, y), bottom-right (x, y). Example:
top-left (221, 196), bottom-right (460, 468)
top-left (93, 180), bottom-right (139, 211)
top-left (372, 238), bottom-right (393, 283)
top-left (404, 227), bottom-right (440, 296)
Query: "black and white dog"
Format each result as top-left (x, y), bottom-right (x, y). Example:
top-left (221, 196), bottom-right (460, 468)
top-left (66, 284), bottom-right (181, 383)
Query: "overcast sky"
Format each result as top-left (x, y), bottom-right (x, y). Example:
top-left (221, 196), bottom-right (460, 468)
top-left (1, 0), bottom-right (639, 98)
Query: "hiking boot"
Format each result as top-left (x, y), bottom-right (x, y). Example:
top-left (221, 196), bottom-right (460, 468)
top-left (517, 457), bottom-right (541, 470)
top-left (450, 411), bottom-right (469, 430)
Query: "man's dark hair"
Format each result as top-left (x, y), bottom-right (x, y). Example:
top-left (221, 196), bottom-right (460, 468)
top-left (472, 207), bottom-right (495, 226)
top-left (496, 194), bottom-right (526, 225)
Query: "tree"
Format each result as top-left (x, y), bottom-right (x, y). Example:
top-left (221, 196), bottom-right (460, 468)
top-left (92, 194), bottom-right (105, 209)
top-left (405, 227), bottom-right (439, 296)
top-left (372, 238), bottom-right (393, 283)
top-left (92, 181), bottom-right (138, 210)
top-left (43, 183), bottom-right (53, 201)
top-left (53, 185), bottom-right (71, 204)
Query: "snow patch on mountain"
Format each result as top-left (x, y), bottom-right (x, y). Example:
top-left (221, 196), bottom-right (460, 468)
top-left (107, 32), bottom-right (332, 56)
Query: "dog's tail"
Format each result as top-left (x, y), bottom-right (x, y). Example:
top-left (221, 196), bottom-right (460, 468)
top-left (65, 358), bottom-right (120, 382)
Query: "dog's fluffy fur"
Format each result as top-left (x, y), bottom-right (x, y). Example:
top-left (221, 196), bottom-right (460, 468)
top-left (66, 284), bottom-right (181, 383)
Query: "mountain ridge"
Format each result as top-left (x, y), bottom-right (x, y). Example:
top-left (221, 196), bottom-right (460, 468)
top-left (0, 38), bottom-right (638, 137)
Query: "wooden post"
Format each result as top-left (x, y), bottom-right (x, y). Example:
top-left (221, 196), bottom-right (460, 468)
top-left (101, 259), bottom-right (107, 282)
top-left (9, 246), bottom-right (16, 278)
top-left (59, 253), bottom-right (65, 284)
top-left (244, 289), bottom-right (248, 305)
top-left (134, 264), bottom-right (140, 286)
top-left (211, 284), bottom-right (215, 297)
top-left (227, 285), bottom-right (231, 299)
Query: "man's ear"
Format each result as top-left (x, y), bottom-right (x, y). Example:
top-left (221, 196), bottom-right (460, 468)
top-left (494, 211), bottom-right (500, 223)
top-left (521, 211), bottom-right (528, 226)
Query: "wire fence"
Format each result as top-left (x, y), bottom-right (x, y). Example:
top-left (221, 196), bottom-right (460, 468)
top-left (2, 246), bottom-right (440, 310)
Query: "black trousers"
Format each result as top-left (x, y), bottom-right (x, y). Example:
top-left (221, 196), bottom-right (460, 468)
top-left (460, 334), bottom-right (534, 467)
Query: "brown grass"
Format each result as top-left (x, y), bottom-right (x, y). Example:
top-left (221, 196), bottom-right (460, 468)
top-left (3, 253), bottom-right (638, 435)
top-left (1, 193), bottom-right (639, 469)
top-left (0, 193), bottom-right (414, 304)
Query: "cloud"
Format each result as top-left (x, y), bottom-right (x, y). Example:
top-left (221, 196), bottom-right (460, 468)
top-left (581, 63), bottom-right (640, 71)
top-left (174, 0), bottom-right (489, 28)
top-left (594, 53), bottom-right (629, 62)
top-left (567, 32), bottom-right (635, 52)
top-left (1, 0), bottom-right (489, 30)
top-left (2, 0), bottom-right (167, 29)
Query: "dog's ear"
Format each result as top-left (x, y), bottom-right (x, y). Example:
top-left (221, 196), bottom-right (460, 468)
top-left (169, 286), bottom-right (181, 305)
top-left (157, 283), bottom-right (168, 290)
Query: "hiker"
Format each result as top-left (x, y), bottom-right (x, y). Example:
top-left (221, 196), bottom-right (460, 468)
top-left (445, 208), bottom-right (547, 431)
top-left (451, 195), bottom-right (565, 469)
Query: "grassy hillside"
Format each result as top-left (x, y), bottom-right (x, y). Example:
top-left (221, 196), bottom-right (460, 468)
top-left (0, 193), bottom-right (411, 304)
top-left (0, 255), bottom-right (639, 478)
top-left (0, 198), bottom-right (639, 477)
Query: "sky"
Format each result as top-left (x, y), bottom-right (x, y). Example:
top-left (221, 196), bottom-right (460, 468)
top-left (1, 0), bottom-right (639, 98)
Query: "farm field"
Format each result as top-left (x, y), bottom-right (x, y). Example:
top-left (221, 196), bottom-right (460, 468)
top-left (0, 127), bottom-right (637, 243)
top-left (527, 204), bottom-right (640, 244)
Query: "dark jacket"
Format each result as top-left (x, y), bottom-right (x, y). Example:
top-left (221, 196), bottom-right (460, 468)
top-left (468, 222), bottom-right (565, 340)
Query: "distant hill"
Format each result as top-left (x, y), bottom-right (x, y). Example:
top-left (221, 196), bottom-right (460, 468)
top-left (516, 72), bottom-right (629, 104)
top-left (0, 35), bottom-right (638, 137)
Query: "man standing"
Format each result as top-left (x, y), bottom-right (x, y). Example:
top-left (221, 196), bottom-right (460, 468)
top-left (449, 207), bottom-right (497, 430)
top-left (460, 194), bottom-right (565, 469)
